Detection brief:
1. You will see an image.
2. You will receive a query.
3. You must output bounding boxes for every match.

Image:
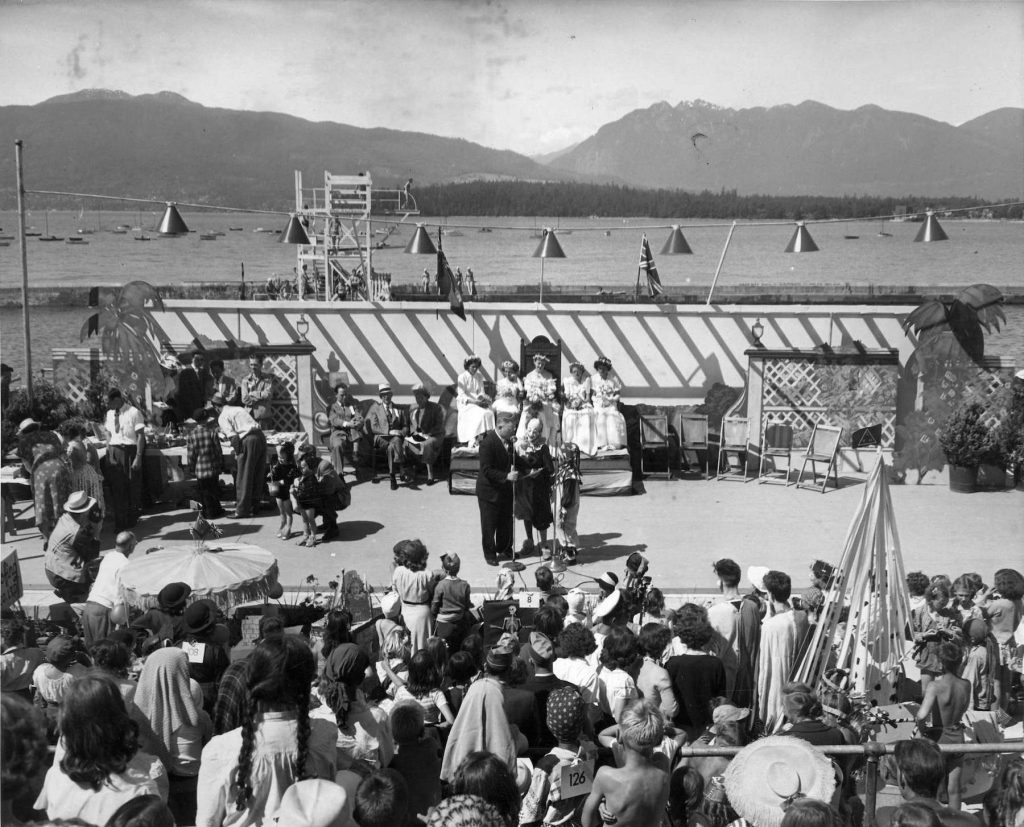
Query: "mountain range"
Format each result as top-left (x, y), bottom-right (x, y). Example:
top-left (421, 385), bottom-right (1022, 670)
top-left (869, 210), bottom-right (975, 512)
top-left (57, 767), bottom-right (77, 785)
top-left (0, 90), bottom-right (1020, 208)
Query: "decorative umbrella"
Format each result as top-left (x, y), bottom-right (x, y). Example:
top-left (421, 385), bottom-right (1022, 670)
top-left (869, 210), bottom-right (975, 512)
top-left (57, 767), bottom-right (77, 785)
top-left (118, 542), bottom-right (279, 611)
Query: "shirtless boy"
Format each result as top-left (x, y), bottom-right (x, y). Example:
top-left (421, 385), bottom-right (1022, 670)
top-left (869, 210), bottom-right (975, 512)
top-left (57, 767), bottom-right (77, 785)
top-left (915, 641), bottom-right (971, 810)
top-left (581, 699), bottom-right (670, 827)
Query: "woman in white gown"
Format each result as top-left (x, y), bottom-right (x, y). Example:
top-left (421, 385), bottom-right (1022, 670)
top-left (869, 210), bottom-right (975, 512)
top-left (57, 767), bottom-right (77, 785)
top-left (492, 359), bottom-right (525, 416)
top-left (561, 361), bottom-right (598, 456)
top-left (592, 356), bottom-right (627, 450)
top-left (456, 355), bottom-right (494, 445)
top-left (519, 353), bottom-right (560, 445)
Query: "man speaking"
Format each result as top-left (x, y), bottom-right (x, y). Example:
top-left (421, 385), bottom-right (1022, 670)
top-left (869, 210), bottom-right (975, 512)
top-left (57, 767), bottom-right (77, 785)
top-left (476, 413), bottom-right (520, 566)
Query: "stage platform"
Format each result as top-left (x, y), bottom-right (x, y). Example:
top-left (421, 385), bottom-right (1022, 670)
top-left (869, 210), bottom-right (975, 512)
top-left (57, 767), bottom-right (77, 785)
top-left (448, 446), bottom-right (634, 496)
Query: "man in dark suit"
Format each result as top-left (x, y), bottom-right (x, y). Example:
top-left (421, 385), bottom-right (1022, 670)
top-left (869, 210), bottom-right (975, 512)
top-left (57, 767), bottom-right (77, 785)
top-left (405, 383), bottom-right (446, 485)
top-left (476, 413), bottom-right (519, 566)
top-left (176, 352), bottom-right (214, 422)
top-left (365, 383), bottom-right (409, 490)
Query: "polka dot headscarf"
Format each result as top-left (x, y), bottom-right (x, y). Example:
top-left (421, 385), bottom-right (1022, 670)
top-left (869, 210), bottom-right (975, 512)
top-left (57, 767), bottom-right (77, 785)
top-left (546, 685), bottom-right (585, 742)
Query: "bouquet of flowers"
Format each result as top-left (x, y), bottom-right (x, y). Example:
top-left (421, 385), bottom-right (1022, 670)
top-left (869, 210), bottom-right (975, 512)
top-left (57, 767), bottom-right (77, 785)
top-left (526, 375), bottom-right (558, 405)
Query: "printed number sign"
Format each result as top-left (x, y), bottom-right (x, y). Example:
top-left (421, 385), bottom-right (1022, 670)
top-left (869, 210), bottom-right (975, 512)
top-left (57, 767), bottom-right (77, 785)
top-left (182, 641), bottom-right (208, 663)
top-left (516, 592), bottom-right (538, 607)
top-left (560, 759), bottom-right (594, 797)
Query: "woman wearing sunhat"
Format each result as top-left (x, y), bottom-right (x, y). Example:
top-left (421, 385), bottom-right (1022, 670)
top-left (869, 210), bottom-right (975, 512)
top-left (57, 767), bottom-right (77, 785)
top-left (43, 491), bottom-right (101, 603)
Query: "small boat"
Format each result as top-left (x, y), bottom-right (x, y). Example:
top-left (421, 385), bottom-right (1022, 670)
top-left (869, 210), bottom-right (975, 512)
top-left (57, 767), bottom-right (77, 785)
top-left (877, 231), bottom-right (893, 237)
top-left (844, 235), bottom-right (859, 240)
top-left (116, 224), bottom-right (132, 230)
top-left (0, 235), bottom-right (13, 240)
top-left (66, 237), bottom-right (89, 245)
top-left (478, 227), bottom-right (493, 233)
top-left (603, 230), bottom-right (612, 237)
top-left (228, 226), bottom-right (244, 231)
top-left (39, 235), bottom-right (63, 242)
top-left (200, 233), bottom-right (218, 241)
top-left (134, 234), bottom-right (151, 241)
top-left (108, 228), bottom-right (127, 235)
top-left (76, 228), bottom-right (95, 235)
top-left (213, 231), bottom-right (226, 237)
top-left (25, 231), bottom-right (41, 237)
top-left (0, 242), bottom-right (9, 248)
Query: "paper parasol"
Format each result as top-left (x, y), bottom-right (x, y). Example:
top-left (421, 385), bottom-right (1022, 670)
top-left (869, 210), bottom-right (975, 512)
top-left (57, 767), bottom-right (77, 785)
top-left (118, 543), bottom-right (280, 611)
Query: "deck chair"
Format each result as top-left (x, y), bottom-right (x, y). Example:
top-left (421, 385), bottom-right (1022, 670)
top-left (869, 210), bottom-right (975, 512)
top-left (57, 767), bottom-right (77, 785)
top-left (716, 417), bottom-right (750, 481)
top-left (677, 413), bottom-right (710, 477)
top-left (758, 422), bottom-right (795, 485)
top-left (639, 414), bottom-right (671, 480)
top-left (796, 423), bottom-right (843, 492)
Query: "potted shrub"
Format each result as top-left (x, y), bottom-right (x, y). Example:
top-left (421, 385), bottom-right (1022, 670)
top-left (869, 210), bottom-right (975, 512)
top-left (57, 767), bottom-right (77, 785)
top-left (990, 378), bottom-right (1024, 490)
top-left (938, 401), bottom-right (992, 493)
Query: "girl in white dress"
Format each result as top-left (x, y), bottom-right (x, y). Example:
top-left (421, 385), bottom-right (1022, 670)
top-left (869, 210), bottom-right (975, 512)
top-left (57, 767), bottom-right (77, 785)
top-left (592, 357), bottom-right (627, 450)
top-left (562, 361), bottom-right (598, 456)
top-left (456, 355), bottom-right (494, 445)
top-left (520, 353), bottom-right (561, 445)
top-left (492, 359), bottom-right (525, 415)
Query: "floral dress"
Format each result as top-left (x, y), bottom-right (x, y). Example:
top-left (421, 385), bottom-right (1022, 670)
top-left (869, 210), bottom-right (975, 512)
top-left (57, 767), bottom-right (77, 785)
top-left (591, 373), bottom-right (627, 449)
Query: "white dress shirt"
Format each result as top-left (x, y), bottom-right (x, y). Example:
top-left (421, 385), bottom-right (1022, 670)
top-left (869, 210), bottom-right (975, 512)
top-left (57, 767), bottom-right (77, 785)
top-left (104, 403), bottom-right (145, 446)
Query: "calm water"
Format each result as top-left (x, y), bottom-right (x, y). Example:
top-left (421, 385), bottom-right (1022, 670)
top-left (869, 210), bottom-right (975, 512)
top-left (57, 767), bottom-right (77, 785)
top-left (1, 210), bottom-right (1022, 376)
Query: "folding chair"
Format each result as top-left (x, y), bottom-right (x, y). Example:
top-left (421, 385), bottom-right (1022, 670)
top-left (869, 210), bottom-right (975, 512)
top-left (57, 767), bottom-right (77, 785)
top-left (758, 422), bottom-right (795, 485)
top-left (795, 423), bottom-right (843, 492)
top-left (639, 414), bottom-right (671, 480)
top-left (677, 413), bottom-right (710, 477)
top-left (716, 417), bottom-right (750, 481)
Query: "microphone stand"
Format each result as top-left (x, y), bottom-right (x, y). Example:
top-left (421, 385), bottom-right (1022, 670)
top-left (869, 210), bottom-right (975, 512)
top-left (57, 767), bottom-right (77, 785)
top-left (503, 444), bottom-right (525, 573)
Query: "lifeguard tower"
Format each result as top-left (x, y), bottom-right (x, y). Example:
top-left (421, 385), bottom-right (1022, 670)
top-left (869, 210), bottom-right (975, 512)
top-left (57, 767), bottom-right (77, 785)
top-left (292, 170), bottom-right (419, 301)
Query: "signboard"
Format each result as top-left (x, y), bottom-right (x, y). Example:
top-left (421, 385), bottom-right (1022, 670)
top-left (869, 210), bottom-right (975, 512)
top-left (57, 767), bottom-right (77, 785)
top-left (1, 547), bottom-right (23, 610)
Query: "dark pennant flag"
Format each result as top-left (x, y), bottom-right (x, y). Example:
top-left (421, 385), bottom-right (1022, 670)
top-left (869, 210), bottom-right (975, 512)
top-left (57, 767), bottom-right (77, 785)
top-left (638, 234), bottom-right (664, 297)
top-left (437, 239), bottom-right (466, 320)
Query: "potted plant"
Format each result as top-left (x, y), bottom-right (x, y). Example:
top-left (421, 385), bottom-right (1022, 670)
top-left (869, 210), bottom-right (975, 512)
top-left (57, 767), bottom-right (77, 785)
top-left (938, 401), bottom-right (992, 493)
top-left (990, 378), bottom-right (1024, 490)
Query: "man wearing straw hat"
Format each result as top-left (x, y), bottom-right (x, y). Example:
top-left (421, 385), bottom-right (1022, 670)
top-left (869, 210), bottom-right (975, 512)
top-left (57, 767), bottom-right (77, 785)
top-left (44, 491), bottom-right (101, 603)
top-left (366, 383), bottom-right (409, 490)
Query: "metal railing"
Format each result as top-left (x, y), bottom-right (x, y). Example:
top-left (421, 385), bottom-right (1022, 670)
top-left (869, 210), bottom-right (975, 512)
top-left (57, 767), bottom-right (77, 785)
top-left (675, 741), bottom-right (1024, 827)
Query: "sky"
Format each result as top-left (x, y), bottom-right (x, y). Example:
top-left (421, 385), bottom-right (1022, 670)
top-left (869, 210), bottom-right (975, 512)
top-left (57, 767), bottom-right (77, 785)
top-left (2, 0), bottom-right (1022, 156)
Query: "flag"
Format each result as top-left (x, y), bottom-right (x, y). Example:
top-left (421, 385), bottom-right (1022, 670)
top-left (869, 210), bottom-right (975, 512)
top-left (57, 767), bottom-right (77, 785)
top-left (86, 313), bottom-right (100, 336)
top-left (437, 240), bottom-right (466, 320)
top-left (88, 286), bottom-right (100, 307)
top-left (639, 235), bottom-right (664, 297)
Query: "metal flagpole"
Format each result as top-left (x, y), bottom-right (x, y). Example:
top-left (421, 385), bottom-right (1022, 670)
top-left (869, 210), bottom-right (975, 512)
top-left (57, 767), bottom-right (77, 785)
top-left (15, 140), bottom-right (33, 404)
top-left (706, 221), bottom-right (737, 306)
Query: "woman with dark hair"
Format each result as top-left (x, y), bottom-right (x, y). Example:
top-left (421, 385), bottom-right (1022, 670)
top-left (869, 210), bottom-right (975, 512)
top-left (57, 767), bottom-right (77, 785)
top-left (313, 641), bottom-right (393, 772)
top-left (392, 539), bottom-right (441, 653)
top-left (318, 607), bottom-right (354, 664)
top-left (779, 797), bottom-right (843, 827)
top-left (553, 623), bottom-right (601, 719)
top-left (34, 673), bottom-right (168, 825)
top-left (911, 582), bottom-right (962, 697)
top-left (978, 568), bottom-right (1024, 714)
top-left (451, 750), bottom-right (522, 827)
top-left (393, 649), bottom-right (456, 726)
top-left (103, 794), bottom-right (176, 827)
top-left (591, 356), bottom-right (626, 450)
top-left (780, 681), bottom-right (846, 746)
top-left (637, 622), bottom-right (678, 721)
top-left (2, 694), bottom-right (48, 827)
top-left (456, 355), bottom-right (494, 445)
top-left (195, 635), bottom-right (338, 827)
top-left (597, 625), bottom-right (640, 724)
top-left (665, 606), bottom-right (726, 742)
top-left (982, 756), bottom-right (1024, 827)
top-left (90, 638), bottom-right (137, 705)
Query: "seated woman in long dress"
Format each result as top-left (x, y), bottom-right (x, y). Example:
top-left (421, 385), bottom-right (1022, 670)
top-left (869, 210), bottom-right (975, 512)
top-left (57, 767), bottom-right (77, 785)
top-left (592, 356), bottom-right (627, 450)
top-left (520, 353), bottom-right (560, 445)
top-left (456, 355), bottom-right (494, 446)
top-left (492, 359), bottom-right (524, 416)
top-left (561, 361), bottom-right (598, 457)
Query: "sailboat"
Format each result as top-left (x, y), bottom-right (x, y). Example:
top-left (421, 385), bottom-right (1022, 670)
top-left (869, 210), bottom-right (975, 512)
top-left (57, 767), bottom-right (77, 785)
top-left (877, 218), bottom-right (893, 238)
top-left (76, 205), bottom-right (95, 235)
top-left (39, 212), bottom-right (62, 242)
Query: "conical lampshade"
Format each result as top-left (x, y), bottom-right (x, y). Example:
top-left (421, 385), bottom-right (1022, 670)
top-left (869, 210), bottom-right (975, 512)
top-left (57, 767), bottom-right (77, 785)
top-left (279, 214), bottom-right (311, 245)
top-left (914, 211), bottom-right (949, 242)
top-left (533, 229), bottom-right (566, 258)
top-left (784, 222), bottom-right (819, 253)
top-left (404, 224), bottom-right (437, 254)
top-left (660, 225), bottom-right (693, 254)
top-left (157, 203), bottom-right (189, 235)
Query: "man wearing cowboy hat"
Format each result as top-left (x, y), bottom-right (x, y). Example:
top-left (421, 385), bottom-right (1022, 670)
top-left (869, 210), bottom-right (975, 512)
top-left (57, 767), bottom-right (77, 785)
top-left (44, 491), bottom-right (102, 603)
top-left (211, 391), bottom-right (267, 518)
top-left (365, 383), bottom-right (409, 490)
top-left (404, 383), bottom-right (445, 485)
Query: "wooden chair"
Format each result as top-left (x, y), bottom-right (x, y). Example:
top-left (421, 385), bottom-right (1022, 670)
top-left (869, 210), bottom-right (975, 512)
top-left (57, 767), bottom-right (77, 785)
top-left (796, 423), bottom-right (844, 492)
top-left (758, 422), bottom-right (795, 485)
top-left (716, 417), bottom-right (750, 481)
top-left (639, 414), bottom-right (671, 480)
top-left (676, 413), bottom-right (710, 477)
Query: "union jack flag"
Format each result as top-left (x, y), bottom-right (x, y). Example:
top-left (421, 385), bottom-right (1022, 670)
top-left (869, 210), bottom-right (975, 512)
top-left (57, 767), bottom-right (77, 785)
top-left (639, 235), bottom-right (664, 297)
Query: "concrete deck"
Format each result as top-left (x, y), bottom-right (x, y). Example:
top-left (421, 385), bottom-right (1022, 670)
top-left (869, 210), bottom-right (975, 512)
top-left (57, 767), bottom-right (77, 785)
top-left (7, 460), bottom-right (1023, 609)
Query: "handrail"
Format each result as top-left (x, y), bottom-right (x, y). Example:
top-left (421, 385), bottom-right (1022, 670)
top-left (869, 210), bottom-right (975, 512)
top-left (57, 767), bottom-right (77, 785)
top-left (675, 741), bottom-right (1023, 827)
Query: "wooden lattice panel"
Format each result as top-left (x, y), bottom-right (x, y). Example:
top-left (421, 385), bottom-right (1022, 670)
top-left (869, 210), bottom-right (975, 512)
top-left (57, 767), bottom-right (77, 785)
top-left (264, 353), bottom-right (301, 432)
top-left (761, 358), bottom-right (898, 449)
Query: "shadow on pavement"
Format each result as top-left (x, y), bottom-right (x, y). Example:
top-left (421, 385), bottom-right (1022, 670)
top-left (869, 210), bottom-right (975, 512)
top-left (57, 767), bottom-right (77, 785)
top-left (338, 520), bottom-right (385, 541)
top-left (575, 532), bottom-right (649, 564)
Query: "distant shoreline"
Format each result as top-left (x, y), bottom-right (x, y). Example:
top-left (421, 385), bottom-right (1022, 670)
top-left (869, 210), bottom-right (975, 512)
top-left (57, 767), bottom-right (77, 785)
top-left (2, 281), bottom-right (1023, 307)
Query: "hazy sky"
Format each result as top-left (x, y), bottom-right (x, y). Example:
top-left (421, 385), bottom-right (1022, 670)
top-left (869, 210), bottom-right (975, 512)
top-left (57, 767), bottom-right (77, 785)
top-left (3, 0), bottom-right (1022, 155)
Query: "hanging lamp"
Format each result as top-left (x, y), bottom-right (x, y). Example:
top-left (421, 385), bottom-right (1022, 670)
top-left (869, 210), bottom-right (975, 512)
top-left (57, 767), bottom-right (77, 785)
top-left (660, 225), bottom-right (693, 254)
top-left (785, 221), bottom-right (819, 253)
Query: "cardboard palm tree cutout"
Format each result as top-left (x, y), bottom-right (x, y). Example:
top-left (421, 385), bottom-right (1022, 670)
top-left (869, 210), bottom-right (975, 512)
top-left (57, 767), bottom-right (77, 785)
top-left (81, 281), bottom-right (167, 399)
top-left (791, 455), bottom-right (914, 710)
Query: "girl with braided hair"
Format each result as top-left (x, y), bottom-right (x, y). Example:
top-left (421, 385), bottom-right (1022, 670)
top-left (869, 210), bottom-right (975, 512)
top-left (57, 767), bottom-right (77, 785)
top-left (195, 635), bottom-right (338, 827)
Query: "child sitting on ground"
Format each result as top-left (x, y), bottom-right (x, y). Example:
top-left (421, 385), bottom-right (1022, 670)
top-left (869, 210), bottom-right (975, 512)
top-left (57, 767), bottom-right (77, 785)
top-left (290, 451), bottom-right (323, 548)
top-left (388, 701), bottom-right (443, 826)
top-left (520, 686), bottom-right (597, 827)
top-left (445, 651), bottom-right (478, 717)
top-left (581, 699), bottom-right (672, 827)
top-left (535, 565), bottom-right (568, 603)
top-left (376, 626), bottom-right (411, 701)
top-left (392, 650), bottom-right (456, 726)
top-left (268, 441), bottom-right (300, 539)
